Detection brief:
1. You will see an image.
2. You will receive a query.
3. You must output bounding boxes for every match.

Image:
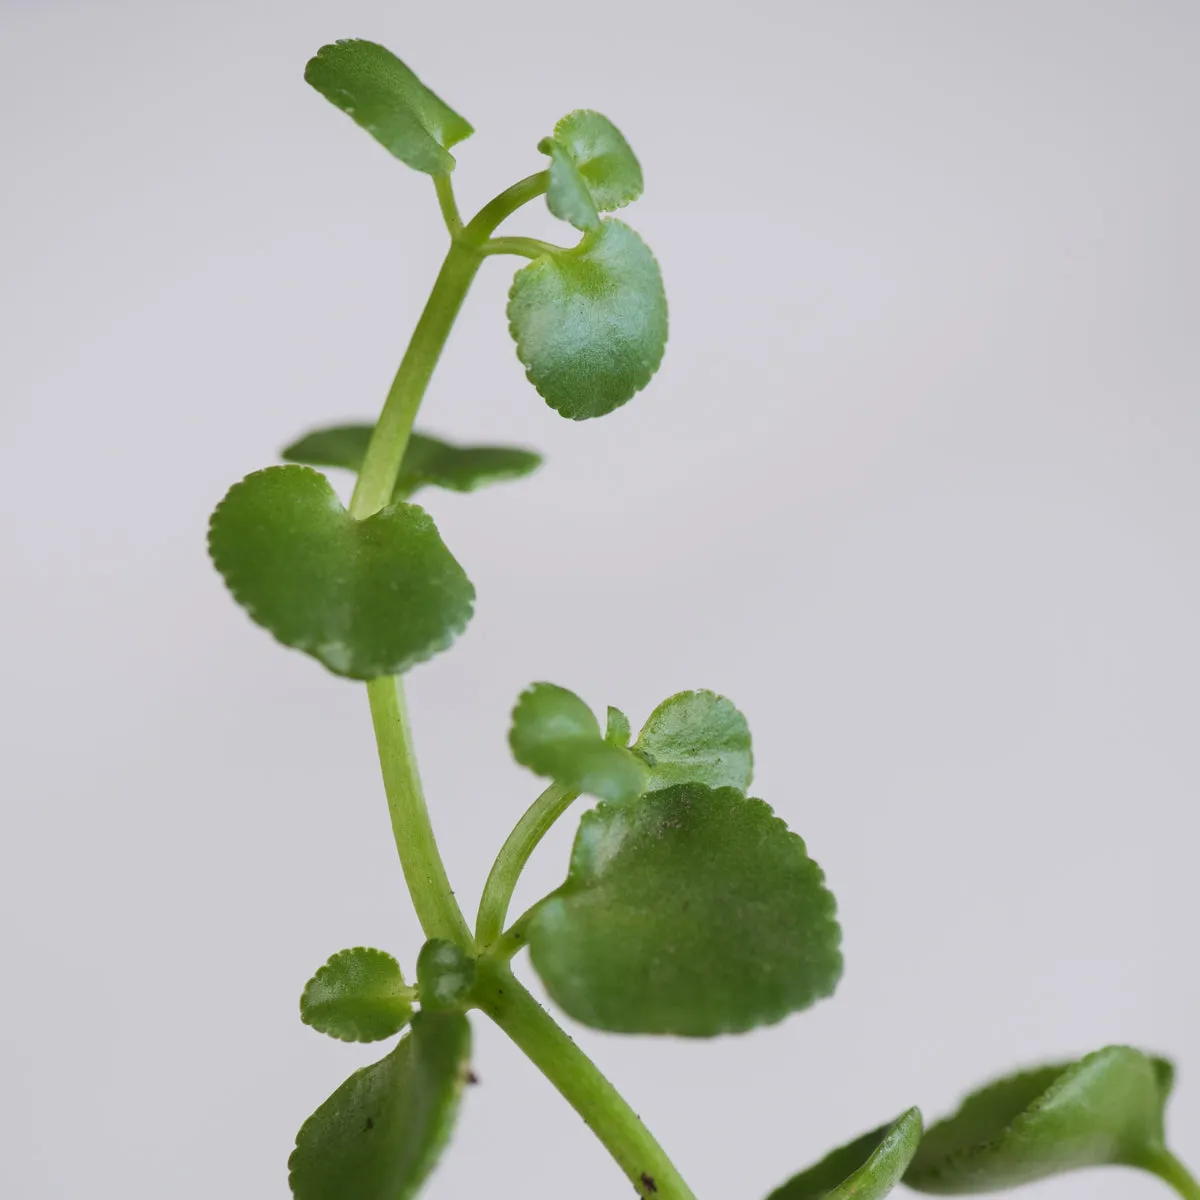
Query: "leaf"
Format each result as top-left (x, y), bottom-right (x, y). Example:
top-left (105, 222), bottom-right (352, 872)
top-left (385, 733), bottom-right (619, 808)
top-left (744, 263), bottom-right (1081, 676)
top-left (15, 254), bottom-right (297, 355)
top-left (289, 1011), bottom-right (471, 1200)
top-left (416, 939), bottom-right (477, 1012)
top-left (300, 948), bottom-right (413, 1043)
top-left (509, 683), bottom-right (647, 805)
top-left (548, 110), bottom-right (643, 213)
top-left (507, 219), bottom-right (668, 420)
top-left (540, 137), bottom-right (600, 231)
top-left (768, 1109), bottom-right (924, 1200)
top-left (208, 466), bottom-right (474, 680)
top-left (281, 425), bottom-right (542, 500)
top-left (633, 690), bottom-right (753, 792)
top-left (526, 782), bottom-right (842, 1035)
top-left (605, 706), bottom-right (631, 747)
top-left (905, 1046), bottom-right (1176, 1193)
top-left (304, 40), bottom-right (473, 174)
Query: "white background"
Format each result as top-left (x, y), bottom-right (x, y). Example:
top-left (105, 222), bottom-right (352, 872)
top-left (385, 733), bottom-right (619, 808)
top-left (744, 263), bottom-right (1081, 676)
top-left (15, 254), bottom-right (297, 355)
top-left (2, 1), bottom-right (1198, 1197)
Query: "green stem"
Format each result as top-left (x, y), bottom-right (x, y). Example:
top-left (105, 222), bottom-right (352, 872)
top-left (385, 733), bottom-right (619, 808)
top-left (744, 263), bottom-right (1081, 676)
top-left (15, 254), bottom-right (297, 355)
top-left (433, 173), bottom-right (463, 236)
top-left (475, 960), bottom-right (698, 1200)
top-left (367, 675), bottom-right (472, 947)
top-left (482, 235), bottom-right (563, 260)
top-left (475, 782), bottom-right (579, 947)
top-left (463, 170), bottom-right (548, 241)
top-left (1145, 1148), bottom-right (1200, 1200)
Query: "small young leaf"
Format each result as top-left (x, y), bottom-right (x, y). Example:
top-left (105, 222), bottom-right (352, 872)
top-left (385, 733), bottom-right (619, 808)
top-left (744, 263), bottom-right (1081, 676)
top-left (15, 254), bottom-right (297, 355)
top-left (289, 1011), bottom-right (471, 1200)
top-left (605, 706), bottom-right (631, 747)
top-left (416, 939), bottom-right (477, 1012)
top-left (540, 137), bottom-right (600, 231)
top-left (768, 1109), bottom-right (924, 1200)
top-left (304, 40), bottom-right (473, 175)
top-left (300, 948), bottom-right (413, 1043)
top-left (526, 782), bottom-right (842, 1035)
top-left (550, 110), bottom-right (643, 212)
top-left (208, 466), bottom-right (474, 680)
top-left (509, 683), bottom-right (647, 804)
top-left (282, 425), bottom-right (543, 500)
top-left (905, 1046), bottom-right (1176, 1193)
top-left (633, 690), bottom-right (753, 792)
top-left (507, 219), bottom-right (668, 420)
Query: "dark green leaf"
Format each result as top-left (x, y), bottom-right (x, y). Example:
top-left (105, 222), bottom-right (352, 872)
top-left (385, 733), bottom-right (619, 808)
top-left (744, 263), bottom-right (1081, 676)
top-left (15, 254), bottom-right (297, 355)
top-left (289, 1011), bottom-right (471, 1200)
top-left (548, 110), bottom-right (643, 213)
top-left (507, 219), bottom-right (668, 420)
top-left (509, 683), bottom-right (647, 804)
top-left (905, 1046), bottom-right (1176, 1193)
top-left (416, 939), bottom-right (476, 1012)
top-left (208, 466), bottom-right (473, 679)
top-left (281, 425), bottom-right (542, 500)
top-left (526, 782), bottom-right (842, 1035)
top-left (768, 1109), bottom-right (924, 1200)
top-left (633, 690), bottom-right (753, 792)
top-left (300, 948), bottom-right (413, 1043)
top-left (605, 706), bottom-right (631, 747)
top-left (540, 136), bottom-right (600, 231)
top-left (304, 40), bottom-right (473, 174)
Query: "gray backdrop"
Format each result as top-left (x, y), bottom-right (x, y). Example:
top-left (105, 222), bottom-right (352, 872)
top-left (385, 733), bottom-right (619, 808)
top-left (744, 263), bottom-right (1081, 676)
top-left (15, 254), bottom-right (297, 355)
top-left (2, 1), bottom-right (1197, 1197)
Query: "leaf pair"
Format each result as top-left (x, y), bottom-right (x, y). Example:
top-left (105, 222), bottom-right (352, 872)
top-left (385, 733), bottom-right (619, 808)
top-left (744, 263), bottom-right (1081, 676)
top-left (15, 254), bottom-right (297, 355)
top-left (771, 1046), bottom-right (1186, 1200)
top-left (509, 685), bottom-right (841, 1036)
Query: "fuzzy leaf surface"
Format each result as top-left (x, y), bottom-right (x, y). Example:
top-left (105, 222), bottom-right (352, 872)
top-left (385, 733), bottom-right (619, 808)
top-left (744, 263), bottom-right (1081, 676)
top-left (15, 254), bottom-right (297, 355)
top-left (208, 466), bottom-right (473, 679)
top-left (905, 1046), bottom-right (1175, 1193)
top-left (540, 136), bottom-right (600, 231)
top-left (633, 690), bottom-right (753, 792)
top-left (304, 40), bottom-right (472, 174)
top-left (507, 219), bottom-right (667, 420)
top-left (527, 782), bottom-right (842, 1035)
top-left (769, 1109), bottom-right (924, 1200)
top-left (300, 948), bottom-right (412, 1043)
top-left (289, 1011), bottom-right (470, 1200)
top-left (550, 110), bottom-right (643, 211)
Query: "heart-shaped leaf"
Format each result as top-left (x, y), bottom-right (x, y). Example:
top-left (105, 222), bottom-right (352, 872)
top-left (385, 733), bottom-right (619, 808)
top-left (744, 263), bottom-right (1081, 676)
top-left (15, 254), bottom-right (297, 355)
top-left (526, 782), bottom-right (842, 1035)
top-left (542, 110), bottom-right (643, 231)
top-left (905, 1046), bottom-right (1178, 1193)
top-left (768, 1109), bottom-right (924, 1200)
top-left (300, 947), bottom-right (413, 1043)
top-left (509, 683), bottom-right (647, 804)
top-left (416, 939), bottom-right (477, 1012)
top-left (208, 466), bottom-right (474, 680)
top-left (289, 1011), bottom-right (471, 1200)
top-left (507, 219), bottom-right (668, 420)
top-left (281, 424), bottom-right (542, 500)
top-left (304, 40), bottom-right (473, 175)
top-left (633, 690), bottom-right (753, 792)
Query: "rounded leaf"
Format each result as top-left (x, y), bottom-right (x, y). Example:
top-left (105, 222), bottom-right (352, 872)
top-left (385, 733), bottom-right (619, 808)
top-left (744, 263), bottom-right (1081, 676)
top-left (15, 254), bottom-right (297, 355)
top-left (905, 1046), bottom-right (1175, 1193)
top-left (289, 1011), bottom-right (471, 1200)
top-left (551, 110), bottom-right (643, 212)
top-left (633, 690), bottom-right (753, 792)
top-left (208, 466), bottom-right (474, 680)
top-left (416, 939), bottom-right (477, 1012)
top-left (282, 425), bottom-right (542, 500)
top-left (526, 782), bottom-right (843, 1035)
top-left (769, 1109), bottom-right (925, 1200)
top-left (507, 219), bottom-right (668, 420)
top-left (509, 683), bottom-right (647, 804)
top-left (304, 40), bottom-right (473, 174)
top-left (300, 947), bottom-right (413, 1043)
top-left (540, 136), bottom-right (600, 232)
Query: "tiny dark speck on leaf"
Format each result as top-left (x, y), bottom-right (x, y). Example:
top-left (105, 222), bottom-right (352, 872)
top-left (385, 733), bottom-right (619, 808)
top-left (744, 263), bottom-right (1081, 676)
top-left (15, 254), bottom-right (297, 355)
top-left (364, 1117), bottom-right (375, 1131)
top-left (640, 1172), bottom-right (657, 1193)
top-left (465, 1069), bottom-right (480, 1085)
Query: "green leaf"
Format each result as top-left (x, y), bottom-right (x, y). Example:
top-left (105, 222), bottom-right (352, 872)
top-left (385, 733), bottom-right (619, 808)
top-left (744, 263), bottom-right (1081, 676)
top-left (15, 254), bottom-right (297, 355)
top-left (289, 1011), bottom-right (471, 1200)
top-left (208, 466), bottom-right (474, 680)
top-left (905, 1046), bottom-right (1177, 1193)
top-left (605, 706), bottom-right (631, 747)
top-left (547, 110), bottom-right (643, 213)
top-left (768, 1109), bottom-right (924, 1200)
top-left (416, 939), bottom-right (477, 1012)
top-left (300, 948), bottom-right (413, 1043)
top-left (633, 690), bottom-right (753, 792)
top-left (281, 425), bottom-right (542, 500)
top-left (304, 40), bottom-right (473, 175)
top-left (540, 137), bottom-right (600, 231)
top-left (526, 782), bottom-right (842, 1035)
top-left (509, 683), bottom-right (647, 804)
top-left (507, 219), bottom-right (668, 420)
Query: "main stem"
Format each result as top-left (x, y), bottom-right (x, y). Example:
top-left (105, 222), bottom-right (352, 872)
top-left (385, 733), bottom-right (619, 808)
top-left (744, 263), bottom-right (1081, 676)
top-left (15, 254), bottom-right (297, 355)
top-left (476, 960), bottom-right (698, 1200)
